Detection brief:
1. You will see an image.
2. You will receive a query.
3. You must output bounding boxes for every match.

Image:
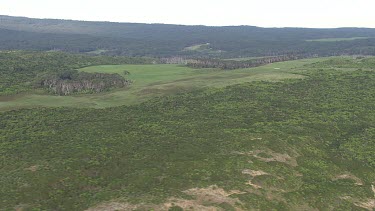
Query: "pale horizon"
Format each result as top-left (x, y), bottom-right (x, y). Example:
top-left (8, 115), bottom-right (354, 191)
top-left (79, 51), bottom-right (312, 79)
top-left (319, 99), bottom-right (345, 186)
top-left (2, 0), bottom-right (375, 28)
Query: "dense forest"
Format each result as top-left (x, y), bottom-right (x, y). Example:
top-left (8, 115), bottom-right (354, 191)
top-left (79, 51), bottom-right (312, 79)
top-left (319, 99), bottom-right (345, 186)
top-left (2, 15), bottom-right (375, 57)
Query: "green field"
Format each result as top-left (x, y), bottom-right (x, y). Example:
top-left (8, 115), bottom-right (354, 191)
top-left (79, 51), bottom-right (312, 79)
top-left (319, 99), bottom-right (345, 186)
top-left (0, 58), bottom-right (327, 111)
top-left (306, 37), bottom-right (373, 42)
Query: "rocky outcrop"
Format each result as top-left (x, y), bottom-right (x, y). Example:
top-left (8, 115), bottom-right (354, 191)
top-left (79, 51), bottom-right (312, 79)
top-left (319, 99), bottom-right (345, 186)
top-left (39, 71), bottom-right (131, 95)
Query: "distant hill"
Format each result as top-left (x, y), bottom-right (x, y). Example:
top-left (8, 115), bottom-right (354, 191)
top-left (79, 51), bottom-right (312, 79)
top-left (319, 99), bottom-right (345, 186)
top-left (1, 15), bottom-right (375, 57)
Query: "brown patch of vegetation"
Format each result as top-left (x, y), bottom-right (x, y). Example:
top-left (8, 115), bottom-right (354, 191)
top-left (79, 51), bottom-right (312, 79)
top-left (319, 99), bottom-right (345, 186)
top-left (86, 202), bottom-right (138, 211)
top-left (24, 165), bottom-right (39, 172)
top-left (242, 169), bottom-right (269, 189)
top-left (290, 203), bottom-right (319, 211)
top-left (242, 169), bottom-right (268, 177)
top-left (340, 196), bottom-right (375, 211)
top-left (238, 149), bottom-right (298, 167)
top-left (355, 199), bottom-right (375, 211)
top-left (166, 185), bottom-right (245, 210)
top-left (332, 173), bottom-right (363, 186)
top-left (86, 185), bottom-right (246, 211)
top-left (14, 204), bottom-right (28, 211)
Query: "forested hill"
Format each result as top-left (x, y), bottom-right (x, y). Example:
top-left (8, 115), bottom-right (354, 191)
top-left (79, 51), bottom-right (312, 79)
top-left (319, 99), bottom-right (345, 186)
top-left (1, 15), bottom-right (375, 57)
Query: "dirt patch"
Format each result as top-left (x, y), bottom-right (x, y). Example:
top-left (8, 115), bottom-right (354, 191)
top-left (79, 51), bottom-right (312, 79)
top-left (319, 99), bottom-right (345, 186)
top-left (164, 199), bottom-right (218, 210)
top-left (86, 185), bottom-right (246, 211)
top-left (24, 165), bottom-right (39, 172)
top-left (14, 204), bottom-right (29, 211)
top-left (183, 185), bottom-right (245, 203)
top-left (332, 174), bottom-right (363, 186)
top-left (339, 196), bottom-right (351, 200)
top-left (242, 169), bottom-right (269, 189)
top-left (237, 149), bottom-right (298, 167)
top-left (86, 202), bottom-right (138, 211)
top-left (168, 185), bottom-right (245, 210)
top-left (290, 203), bottom-right (319, 211)
top-left (295, 172), bottom-right (303, 177)
top-left (355, 199), bottom-right (375, 211)
top-left (340, 196), bottom-right (375, 211)
top-left (242, 169), bottom-right (268, 177)
top-left (246, 180), bottom-right (263, 189)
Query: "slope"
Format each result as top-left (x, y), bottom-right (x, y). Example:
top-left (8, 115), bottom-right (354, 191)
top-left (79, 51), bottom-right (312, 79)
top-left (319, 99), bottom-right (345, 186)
top-left (1, 59), bottom-right (374, 210)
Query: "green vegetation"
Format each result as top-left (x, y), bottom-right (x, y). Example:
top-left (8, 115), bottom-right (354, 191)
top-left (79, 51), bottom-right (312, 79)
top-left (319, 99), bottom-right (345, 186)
top-left (307, 56), bottom-right (375, 69)
top-left (1, 15), bottom-right (375, 211)
top-left (2, 15), bottom-right (375, 57)
top-left (0, 57), bottom-right (327, 111)
top-left (306, 37), bottom-right (373, 42)
top-left (0, 51), bottom-right (153, 96)
top-left (1, 62), bottom-right (374, 210)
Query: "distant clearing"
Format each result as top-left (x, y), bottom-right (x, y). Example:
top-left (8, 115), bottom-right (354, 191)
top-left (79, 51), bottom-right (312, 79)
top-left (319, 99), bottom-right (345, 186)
top-left (183, 43), bottom-right (223, 54)
top-left (86, 49), bottom-right (109, 55)
top-left (226, 56), bottom-right (278, 61)
top-left (306, 37), bottom-right (373, 42)
top-left (184, 43), bottom-right (211, 51)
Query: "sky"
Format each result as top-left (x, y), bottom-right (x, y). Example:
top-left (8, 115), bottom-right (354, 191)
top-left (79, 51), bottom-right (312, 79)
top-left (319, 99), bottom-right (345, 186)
top-left (1, 0), bottom-right (375, 28)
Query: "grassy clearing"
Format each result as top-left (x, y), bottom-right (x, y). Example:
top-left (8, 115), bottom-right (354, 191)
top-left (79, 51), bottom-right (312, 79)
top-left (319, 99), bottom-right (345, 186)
top-left (306, 37), bottom-right (373, 42)
top-left (0, 58), bottom-right (328, 110)
top-left (183, 43), bottom-right (211, 51)
top-left (183, 43), bottom-right (223, 54)
top-left (86, 49), bottom-right (109, 55)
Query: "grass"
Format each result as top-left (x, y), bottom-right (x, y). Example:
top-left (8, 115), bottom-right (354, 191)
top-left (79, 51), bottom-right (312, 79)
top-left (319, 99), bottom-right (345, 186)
top-left (306, 37), bottom-right (373, 42)
top-left (0, 58), bottom-right (329, 111)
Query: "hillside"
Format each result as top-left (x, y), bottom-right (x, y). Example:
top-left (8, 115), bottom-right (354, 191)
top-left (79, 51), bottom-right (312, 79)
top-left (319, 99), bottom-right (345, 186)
top-left (2, 15), bottom-right (375, 57)
top-left (1, 59), bottom-right (374, 210)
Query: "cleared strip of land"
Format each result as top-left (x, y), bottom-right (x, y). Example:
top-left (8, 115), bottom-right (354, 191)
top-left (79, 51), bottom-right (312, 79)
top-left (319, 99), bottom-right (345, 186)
top-left (306, 37), bottom-right (373, 42)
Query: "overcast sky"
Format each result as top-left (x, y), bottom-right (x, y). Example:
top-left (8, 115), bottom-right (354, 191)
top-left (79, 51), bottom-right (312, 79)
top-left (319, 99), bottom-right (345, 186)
top-left (1, 0), bottom-right (375, 28)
